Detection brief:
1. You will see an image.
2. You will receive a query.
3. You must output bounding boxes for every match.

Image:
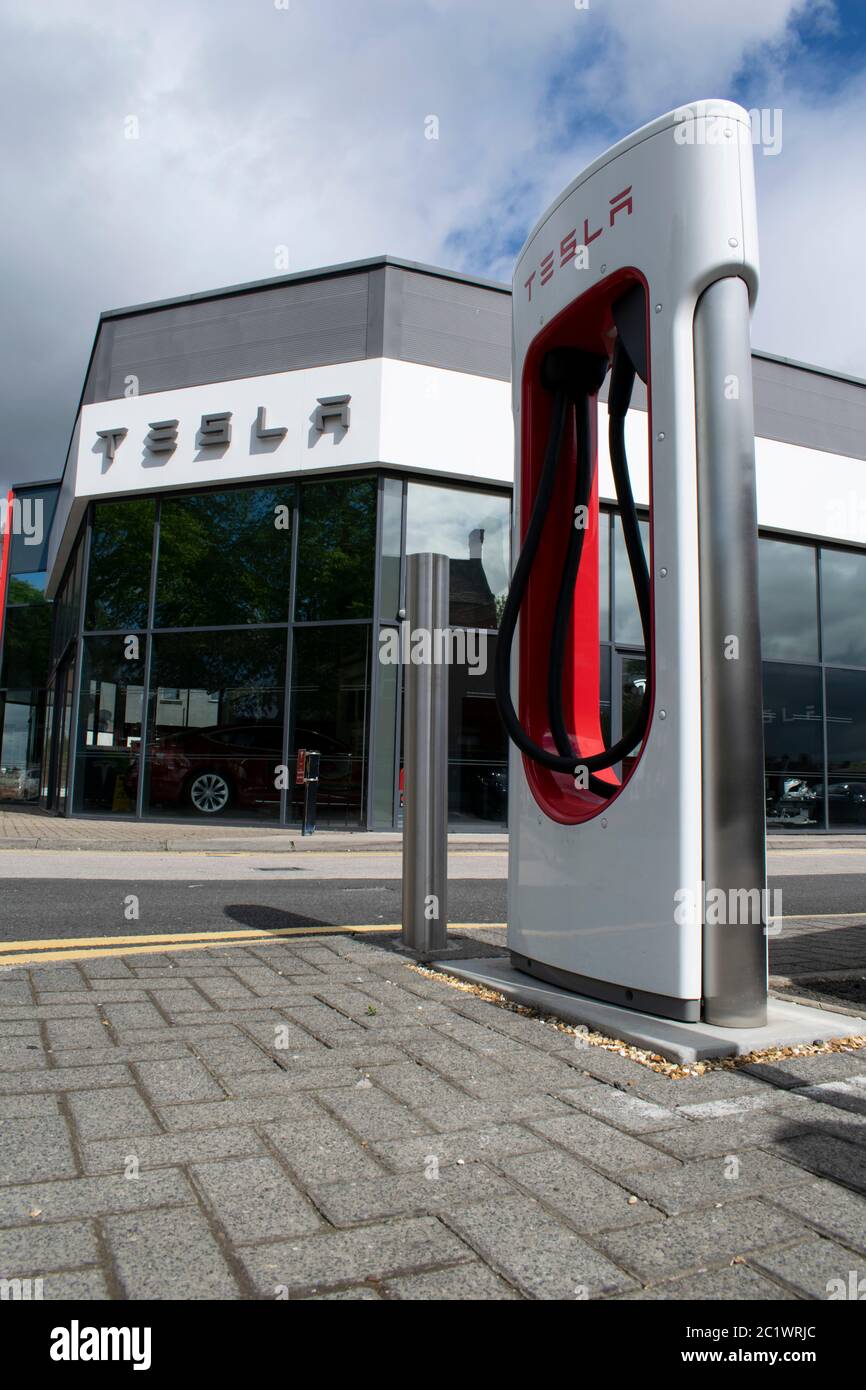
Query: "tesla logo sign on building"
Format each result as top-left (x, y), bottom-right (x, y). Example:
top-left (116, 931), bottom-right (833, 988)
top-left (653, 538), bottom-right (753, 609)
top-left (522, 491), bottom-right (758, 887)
top-left (523, 186), bottom-right (634, 301)
top-left (95, 396), bottom-right (351, 462)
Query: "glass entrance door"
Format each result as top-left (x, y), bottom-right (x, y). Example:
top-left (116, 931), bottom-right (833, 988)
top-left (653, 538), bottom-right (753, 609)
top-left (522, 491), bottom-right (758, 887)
top-left (43, 658), bottom-right (74, 814)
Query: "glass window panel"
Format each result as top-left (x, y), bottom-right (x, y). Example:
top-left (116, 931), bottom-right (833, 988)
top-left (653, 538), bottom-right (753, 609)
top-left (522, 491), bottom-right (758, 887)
top-left (74, 635), bottom-right (145, 814)
top-left (52, 535), bottom-right (85, 668)
top-left (78, 636), bottom-right (145, 753)
top-left (758, 539), bottom-right (818, 662)
top-left (2, 561), bottom-right (51, 807)
top-left (827, 777), bottom-right (866, 828)
top-left (405, 483), bottom-right (511, 629)
top-left (379, 477), bottom-right (403, 622)
top-left (371, 628), bottom-right (398, 826)
top-left (145, 630), bottom-right (286, 820)
top-left (599, 511), bottom-right (610, 642)
top-left (762, 663), bottom-right (823, 772)
top-left (75, 752), bottom-right (138, 814)
top-left (0, 691), bottom-right (45, 801)
top-left (8, 574), bottom-right (47, 602)
top-left (821, 548), bottom-right (866, 667)
top-left (765, 774), bottom-right (824, 829)
top-left (155, 485), bottom-right (293, 628)
top-left (40, 674), bottom-right (55, 803)
top-left (295, 476), bottom-right (377, 622)
top-left (826, 668), bottom-right (866, 774)
top-left (599, 644), bottom-right (611, 747)
top-left (85, 498), bottom-right (155, 631)
top-left (0, 603), bottom-right (51, 689)
top-left (55, 661), bottom-right (75, 812)
top-left (620, 652), bottom-right (647, 779)
top-left (52, 568), bottom-right (72, 666)
top-left (613, 515), bottom-right (649, 646)
top-left (448, 632), bottom-right (507, 824)
top-left (289, 625), bottom-right (370, 828)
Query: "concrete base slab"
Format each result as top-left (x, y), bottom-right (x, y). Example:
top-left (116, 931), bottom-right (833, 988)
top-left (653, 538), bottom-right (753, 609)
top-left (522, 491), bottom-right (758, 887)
top-left (434, 957), bottom-right (866, 1064)
top-left (391, 942), bottom-right (471, 965)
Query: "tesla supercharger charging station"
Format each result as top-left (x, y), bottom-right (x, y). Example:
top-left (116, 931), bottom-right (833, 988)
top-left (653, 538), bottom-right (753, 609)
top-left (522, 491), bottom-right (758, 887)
top-left (495, 101), bottom-right (769, 1030)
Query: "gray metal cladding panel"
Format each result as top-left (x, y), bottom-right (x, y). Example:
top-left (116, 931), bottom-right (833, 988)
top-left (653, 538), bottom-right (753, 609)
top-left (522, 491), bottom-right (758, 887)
top-left (383, 268), bottom-right (511, 380)
top-left (752, 356), bottom-right (866, 461)
top-left (597, 358), bottom-right (861, 459)
top-left (78, 255), bottom-right (866, 465)
top-left (102, 328), bottom-right (366, 399)
top-left (84, 274), bottom-right (371, 402)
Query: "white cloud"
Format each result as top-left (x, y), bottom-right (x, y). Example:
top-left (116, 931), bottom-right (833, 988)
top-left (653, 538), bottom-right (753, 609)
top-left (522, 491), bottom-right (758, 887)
top-left (0, 0), bottom-right (862, 497)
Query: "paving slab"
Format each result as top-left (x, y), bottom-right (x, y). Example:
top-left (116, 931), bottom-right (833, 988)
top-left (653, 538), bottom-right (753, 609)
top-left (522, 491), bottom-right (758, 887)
top-left (369, 1123), bottom-right (548, 1173)
top-left (102, 1206), bottom-right (241, 1299)
top-left (191, 1154), bottom-right (322, 1244)
top-left (750, 1236), bottom-right (866, 1300)
top-left (0, 1094), bottom-right (60, 1119)
top-left (0, 1116), bottom-right (78, 1184)
top-left (444, 1195), bottom-right (636, 1299)
top-left (82, 1126), bottom-right (267, 1175)
top-left (66, 1086), bottom-right (160, 1142)
top-left (41, 1269), bottom-right (112, 1300)
top-left (765, 1131), bottom-right (866, 1193)
top-left (133, 1057), bottom-right (225, 1104)
top-left (264, 1111), bottom-right (388, 1187)
top-left (528, 1110), bottom-right (682, 1177)
top-left (0, 1219), bottom-right (99, 1275)
top-left (624, 1150), bottom-right (815, 1216)
top-left (385, 1261), bottom-right (521, 1299)
top-left (0, 1168), bottom-right (194, 1227)
top-left (309, 1161), bottom-right (514, 1227)
top-left (494, 1147), bottom-right (661, 1233)
top-left (615, 1264), bottom-right (798, 1300)
top-left (0, 1064), bottom-right (133, 1094)
top-left (239, 1216), bottom-right (471, 1296)
top-left (764, 1179), bottom-right (866, 1253)
top-left (596, 1198), bottom-right (809, 1283)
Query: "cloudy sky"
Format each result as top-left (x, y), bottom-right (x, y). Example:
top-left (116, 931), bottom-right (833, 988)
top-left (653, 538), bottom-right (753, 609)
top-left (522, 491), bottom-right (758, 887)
top-left (2, 0), bottom-right (865, 497)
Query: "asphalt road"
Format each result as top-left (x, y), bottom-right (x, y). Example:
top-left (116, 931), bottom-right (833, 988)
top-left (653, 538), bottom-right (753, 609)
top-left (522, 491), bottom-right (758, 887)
top-left (0, 873), bottom-right (863, 942)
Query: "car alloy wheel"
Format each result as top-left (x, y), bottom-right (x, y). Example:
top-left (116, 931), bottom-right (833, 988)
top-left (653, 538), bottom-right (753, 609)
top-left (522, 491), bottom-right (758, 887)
top-left (189, 772), bottom-right (231, 814)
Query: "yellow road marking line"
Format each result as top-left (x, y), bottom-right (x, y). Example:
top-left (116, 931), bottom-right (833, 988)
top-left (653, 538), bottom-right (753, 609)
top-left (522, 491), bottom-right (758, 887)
top-left (780, 911), bottom-right (866, 920)
top-left (0, 847), bottom-right (506, 858)
top-left (0, 936), bottom-right (289, 966)
top-left (0, 924), bottom-right (397, 966)
top-left (0, 922), bottom-right (507, 953)
top-left (0, 926), bottom-right (332, 951)
top-left (7, 906), bottom-right (856, 966)
top-left (0, 922), bottom-right (507, 966)
top-left (197, 849), bottom-right (506, 858)
top-left (0, 908), bottom-right (857, 964)
top-left (770, 849), bottom-right (866, 855)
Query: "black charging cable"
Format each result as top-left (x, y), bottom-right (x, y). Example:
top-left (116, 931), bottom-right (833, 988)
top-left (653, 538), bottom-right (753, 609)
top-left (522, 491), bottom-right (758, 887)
top-left (494, 333), bottom-right (652, 793)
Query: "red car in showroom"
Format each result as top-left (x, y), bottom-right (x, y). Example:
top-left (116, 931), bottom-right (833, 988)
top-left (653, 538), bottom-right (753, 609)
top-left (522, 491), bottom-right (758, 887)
top-left (126, 723), bottom-right (357, 817)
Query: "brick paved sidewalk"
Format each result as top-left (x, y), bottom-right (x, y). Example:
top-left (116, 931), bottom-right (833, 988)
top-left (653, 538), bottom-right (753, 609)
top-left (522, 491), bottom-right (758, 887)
top-left (0, 805), bottom-right (507, 853)
top-left (0, 803), bottom-right (861, 852)
top-left (1, 933), bottom-right (865, 1300)
top-left (771, 916), bottom-right (866, 1012)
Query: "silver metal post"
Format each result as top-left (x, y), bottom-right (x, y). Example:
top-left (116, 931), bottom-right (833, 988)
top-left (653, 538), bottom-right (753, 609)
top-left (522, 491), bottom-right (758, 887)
top-left (694, 275), bottom-right (768, 1026)
top-left (401, 552), bottom-right (450, 959)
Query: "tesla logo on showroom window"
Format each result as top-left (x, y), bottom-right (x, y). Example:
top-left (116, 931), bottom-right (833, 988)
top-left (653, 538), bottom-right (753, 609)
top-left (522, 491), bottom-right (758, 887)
top-left (94, 396), bottom-right (352, 462)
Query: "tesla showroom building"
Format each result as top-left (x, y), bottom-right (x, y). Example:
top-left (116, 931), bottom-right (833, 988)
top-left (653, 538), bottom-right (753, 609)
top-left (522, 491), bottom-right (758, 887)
top-left (1, 255), bottom-right (865, 831)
